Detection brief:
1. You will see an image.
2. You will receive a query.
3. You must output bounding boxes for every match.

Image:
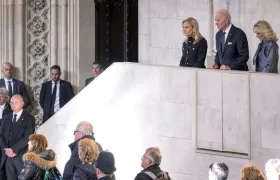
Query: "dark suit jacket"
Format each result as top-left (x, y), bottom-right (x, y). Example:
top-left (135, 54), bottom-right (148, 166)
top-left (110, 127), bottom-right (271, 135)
top-left (214, 25), bottom-right (249, 71)
top-left (0, 78), bottom-right (30, 107)
top-left (0, 110), bottom-right (35, 170)
top-left (85, 77), bottom-right (95, 87)
top-left (39, 79), bottom-right (74, 123)
top-left (180, 37), bottom-right (208, 68)
top-left (0, 103), bottom-right (12, 127)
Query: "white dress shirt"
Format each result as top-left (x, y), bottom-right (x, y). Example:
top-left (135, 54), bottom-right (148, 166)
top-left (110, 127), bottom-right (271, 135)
top-left (223, 23), bottom-right (232, 42)
top-left (0, 103), bottom-right (6, 119)
top-left (52, 80), bottom-right (60, 113)
top-left (13, 109), bottom-right (23, 122)
top-left (4, 78), bottom-right (13, 93)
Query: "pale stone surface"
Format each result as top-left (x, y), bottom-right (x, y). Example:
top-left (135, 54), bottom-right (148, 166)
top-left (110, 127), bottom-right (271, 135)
top-left (197, 70), bottom-right (223, 151)
top-left (37, 63), bottom-right (280, 179)
top-left (139, 0), bottom-right (280, 72)
top-left (250, 74), bottom-right (280, 150)
top-left (222, 72), bottom-right (250, 154)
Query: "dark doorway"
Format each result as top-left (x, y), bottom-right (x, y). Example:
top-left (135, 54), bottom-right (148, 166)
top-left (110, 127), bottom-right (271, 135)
top-left (94, 0), bottom-right (138, 68)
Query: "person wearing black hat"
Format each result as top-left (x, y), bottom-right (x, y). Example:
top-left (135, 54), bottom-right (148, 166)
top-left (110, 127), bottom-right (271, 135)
top-left (96, 151), bottom-right (116, 180)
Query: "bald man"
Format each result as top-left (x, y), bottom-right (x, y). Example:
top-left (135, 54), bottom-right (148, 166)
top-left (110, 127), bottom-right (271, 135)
top-left (0, 62), bottom-right (30, 107)
top-left (0, 95), bottom-right (35, 180)
top-left (211, 9), bottom-right (249, 71)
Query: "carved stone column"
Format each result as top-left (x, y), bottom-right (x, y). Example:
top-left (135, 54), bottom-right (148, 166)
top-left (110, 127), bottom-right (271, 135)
top-left (26, 0), bottom-right (50, 126)
top-left (0, 0), bottom-right (84, 126)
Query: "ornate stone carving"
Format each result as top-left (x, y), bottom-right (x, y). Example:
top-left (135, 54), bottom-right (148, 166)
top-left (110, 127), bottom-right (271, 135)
top-left (28, 0), bottom-right (47, 14)
top-left (27, 16), bottom-right (48, 37)
top-left (27, 62), bottom-right (48, 83)
top-left (27, 0), bottom-right (50, 126)
top-left (27, 39), bottom-right (47, 60)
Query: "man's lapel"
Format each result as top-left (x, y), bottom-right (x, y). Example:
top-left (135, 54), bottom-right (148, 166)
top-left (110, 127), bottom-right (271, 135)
top-left (59, 80), bottom-right (63, 100)
top-left (223, 26), bottom-right (235, 55)
top-left (0, 79), bottom-right (5, 88)
top-left (12, 79), bottom-right (17, 95)
top-left (12, 111), bottom-right (25, 140)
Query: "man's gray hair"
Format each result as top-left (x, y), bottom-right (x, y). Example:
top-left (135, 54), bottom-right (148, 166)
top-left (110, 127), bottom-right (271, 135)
top-left (146, 147), bottom-right (162, 165)
top-left (209, 162), bottom-right (229, 180)
top-left (217, 9), bottom-right (231, 24)
top-left (0, 87), bottom-right (9, 100)
top-left (76, 121), bottom-right (94, 136)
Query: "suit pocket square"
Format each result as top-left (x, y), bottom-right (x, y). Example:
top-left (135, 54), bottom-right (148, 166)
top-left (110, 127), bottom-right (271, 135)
top-left (228, 42), bottom-right (232, 45)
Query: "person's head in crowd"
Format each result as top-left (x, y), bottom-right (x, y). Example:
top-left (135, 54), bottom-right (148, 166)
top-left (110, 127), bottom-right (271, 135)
top-left (78, 138), bottom-right (99, 164)
top-left (0, 88), bottom-right (9, 105)
top-left (208, 162), bottom-right (229, 180)
top-left (10, 94), bottom-right (24, 113)
top-left (141, 147), bottom-right (162, 169)
top-left (215, 9), bottom-right (231, 31)
top-left (265, 159), bottom-right (280, 180)
top-left (92, 62), bottom-right (103, 78)
top-left (241, 165), bottom-right (265, 180)
top-left (182, 17), bottom-right (203, 44)
top-left (253, 20), bottom-right (278, 42)
top-left (50, 65), bottom-right (61, 82)
top-left (28, 134), bottom-right (48, 153)
top-left (96, 150), bottom-right (116, 178)
top-left (73, 121), bottom-right (94, 141)
top-left (2, 62), bottom-right (13, 79)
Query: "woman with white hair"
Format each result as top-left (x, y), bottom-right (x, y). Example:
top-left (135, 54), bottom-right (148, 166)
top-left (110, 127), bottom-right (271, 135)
top-left (265, 159), bottom-right (280, 180)
top-left (253, 20), bottom-right (279, 73)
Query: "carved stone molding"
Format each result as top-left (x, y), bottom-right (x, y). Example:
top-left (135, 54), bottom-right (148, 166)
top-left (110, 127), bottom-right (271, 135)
top-left (27, 0), bottom-right (50, 126)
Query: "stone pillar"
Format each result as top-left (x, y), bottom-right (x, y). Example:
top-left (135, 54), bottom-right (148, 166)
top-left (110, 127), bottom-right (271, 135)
top-left (50, 0), bottom-right (58, 65)
top-left (0, 0), bottom-right (86, 126)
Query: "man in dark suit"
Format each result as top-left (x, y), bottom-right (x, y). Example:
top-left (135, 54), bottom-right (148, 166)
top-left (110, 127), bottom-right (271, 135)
top-left (40, 65), bottom-right (74, 123)
top-left (211, 9), bottom-right (249, 71)
top-left (85, 62), bottom-right (104, 87)
top-left (0, 62), bottom-right (30, 107)
top-left (0, 94), bottom-right (35, 180)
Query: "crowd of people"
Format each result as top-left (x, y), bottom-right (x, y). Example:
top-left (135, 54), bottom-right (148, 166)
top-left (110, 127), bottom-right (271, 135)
top-left (0, 7), bottom-right (278, 180)
top-left (180, 9), bottom-right (279, 73)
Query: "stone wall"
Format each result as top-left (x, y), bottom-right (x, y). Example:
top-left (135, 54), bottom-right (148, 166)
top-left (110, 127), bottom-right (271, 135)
top-left (139, 0), bottom-right (280, 71)
top-left (37, 63), bottom-right (280, 180)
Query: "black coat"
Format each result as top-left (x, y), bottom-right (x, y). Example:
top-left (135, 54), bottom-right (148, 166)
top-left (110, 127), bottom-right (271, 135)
top-left (63, 135), bottom-right (103, 180)
top-left (180, 37), bottom-right (208, 68)
top-left (39, 79), bottom-right (74, 123)
top-left (0, 78), bottom-right (30, 107)
top-left (0, 110), bottom-right (35, 170)
top-left (214, 25), bottom-right (249, 71)
top-left (73, 163), bottom-right (98, 180)
top-left (18, 149), bottom-right (57, 180)
top-left (0, 103), bottom-right (12, 127)
top-left (134, 164), bottom-right (171, 180)
top-left (85, 77), bottom-right (95, 87)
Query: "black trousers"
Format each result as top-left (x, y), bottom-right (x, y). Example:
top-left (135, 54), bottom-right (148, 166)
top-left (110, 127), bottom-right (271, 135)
top-left (5, 156), bottom-right (23, 180)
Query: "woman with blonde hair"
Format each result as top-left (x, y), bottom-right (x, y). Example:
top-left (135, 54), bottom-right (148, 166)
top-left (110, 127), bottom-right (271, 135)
top-left (73, 138), bottom-right (99, 180)
top-left (179, 17), bottom-right (208, 68)
top-left (253, 20), bottom-right (279, 73)
top-left (241, 165), bottom-right (266, 180)
top-left (18, 134), bottom-right (61, 180)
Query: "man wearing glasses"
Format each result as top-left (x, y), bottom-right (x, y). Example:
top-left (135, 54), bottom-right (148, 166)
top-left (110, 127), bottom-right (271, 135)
top-left (63, 121), bottom-right (103, 180)
top-left (134, 147), bottom-right (171, 180)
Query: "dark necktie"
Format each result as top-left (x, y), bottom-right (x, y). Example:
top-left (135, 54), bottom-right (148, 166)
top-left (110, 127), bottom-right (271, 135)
top-left (51, 82), bottom-right (57, 108)
top-left (12, 114), bottom-right (17, 124)
top-left (221, 31), bottom-right (226, 52)
top-left (8, 81), bottom-right (12, 98)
